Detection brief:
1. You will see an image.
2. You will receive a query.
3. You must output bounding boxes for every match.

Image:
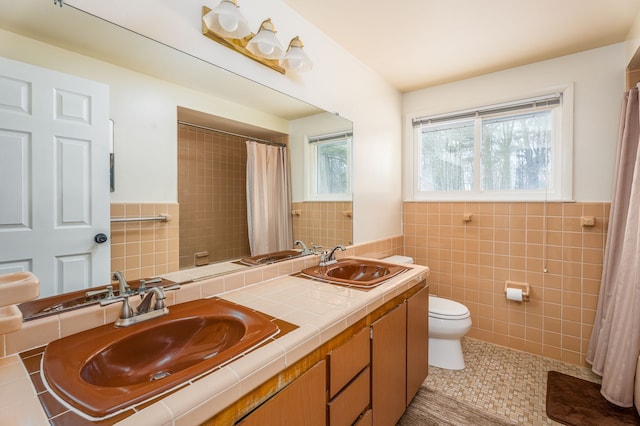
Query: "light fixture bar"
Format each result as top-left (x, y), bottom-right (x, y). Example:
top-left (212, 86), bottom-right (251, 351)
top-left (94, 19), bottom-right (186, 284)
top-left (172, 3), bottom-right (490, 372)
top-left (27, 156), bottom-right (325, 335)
top-left (202, 6), bottom-right (285, 74)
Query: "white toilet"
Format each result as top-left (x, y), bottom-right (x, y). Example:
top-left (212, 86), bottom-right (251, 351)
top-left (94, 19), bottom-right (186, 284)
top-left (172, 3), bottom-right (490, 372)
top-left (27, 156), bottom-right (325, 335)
top-left (383, 255), bottom-right (472, 370)
top-left (428, 295), bottom-right (472, 370)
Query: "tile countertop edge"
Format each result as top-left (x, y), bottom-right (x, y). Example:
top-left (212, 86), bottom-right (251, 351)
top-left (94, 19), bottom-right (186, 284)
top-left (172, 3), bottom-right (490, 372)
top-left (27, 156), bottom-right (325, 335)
top-left (0, 261), bottom-right (429, 425)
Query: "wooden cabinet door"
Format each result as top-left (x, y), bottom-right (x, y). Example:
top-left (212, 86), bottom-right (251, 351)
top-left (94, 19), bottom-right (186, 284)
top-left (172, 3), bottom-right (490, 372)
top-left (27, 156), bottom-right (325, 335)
top-left (406, 284), bottom-right (429, 405)
top-left (371, 303), bottom-right (407, 426)
top-left (238, 360), bottom-right (326, 426)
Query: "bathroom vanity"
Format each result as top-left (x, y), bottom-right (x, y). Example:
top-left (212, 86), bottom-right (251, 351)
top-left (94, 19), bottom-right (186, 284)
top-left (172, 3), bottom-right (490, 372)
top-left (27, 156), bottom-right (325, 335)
top-left (0, 257), bottom-right (429, 425)
top-left (232, 278), bottom-right (429, 426)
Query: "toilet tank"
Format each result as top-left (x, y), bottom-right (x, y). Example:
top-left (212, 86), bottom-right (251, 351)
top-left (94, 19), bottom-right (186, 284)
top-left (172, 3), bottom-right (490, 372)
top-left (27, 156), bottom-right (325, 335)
top-left (382, 255), bottom-right (414, 264)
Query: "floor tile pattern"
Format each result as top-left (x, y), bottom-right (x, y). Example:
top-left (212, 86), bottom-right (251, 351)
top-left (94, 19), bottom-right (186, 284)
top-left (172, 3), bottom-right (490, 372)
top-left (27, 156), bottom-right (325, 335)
top-left (424, 338), bottom-right (602, 425)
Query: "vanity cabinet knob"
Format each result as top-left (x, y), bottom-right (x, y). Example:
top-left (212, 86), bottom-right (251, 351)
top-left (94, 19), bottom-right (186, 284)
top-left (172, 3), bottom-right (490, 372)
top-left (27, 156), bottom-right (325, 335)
top-left (94, 233), bottom-right (108, 244)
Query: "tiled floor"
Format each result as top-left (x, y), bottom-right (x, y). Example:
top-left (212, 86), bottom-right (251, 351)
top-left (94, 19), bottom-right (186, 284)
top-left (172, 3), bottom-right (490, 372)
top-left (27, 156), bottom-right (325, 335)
top-left (424, 337), bottom-right (602, 425)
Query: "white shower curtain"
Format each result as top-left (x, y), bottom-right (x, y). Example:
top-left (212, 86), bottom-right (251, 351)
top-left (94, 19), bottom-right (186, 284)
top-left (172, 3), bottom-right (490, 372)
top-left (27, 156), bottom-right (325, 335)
top-left (245, 141), bottom-right (293, 256)
top-left (587, 87), bottom-right (640, 407)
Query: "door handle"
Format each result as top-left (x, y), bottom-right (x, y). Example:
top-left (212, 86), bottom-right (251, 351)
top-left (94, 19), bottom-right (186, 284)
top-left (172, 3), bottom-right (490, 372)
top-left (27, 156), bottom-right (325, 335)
top-left (94, 233), bottom-right (108, 244)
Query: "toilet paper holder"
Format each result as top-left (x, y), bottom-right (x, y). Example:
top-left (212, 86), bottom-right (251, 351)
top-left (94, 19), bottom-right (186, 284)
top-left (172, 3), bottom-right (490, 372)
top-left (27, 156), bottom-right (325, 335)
top-left (504, 281), bottom-right (530, 302)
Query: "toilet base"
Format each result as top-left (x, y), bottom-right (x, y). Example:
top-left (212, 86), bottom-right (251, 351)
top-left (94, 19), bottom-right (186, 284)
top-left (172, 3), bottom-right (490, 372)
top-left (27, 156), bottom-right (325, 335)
top-left (429, 337), bottom-right (465, 370)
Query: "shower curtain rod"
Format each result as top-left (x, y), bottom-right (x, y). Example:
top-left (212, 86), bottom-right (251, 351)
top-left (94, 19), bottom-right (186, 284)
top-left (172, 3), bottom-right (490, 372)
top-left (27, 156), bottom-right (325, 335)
top-left (178, 121), bottom-right (286, 147)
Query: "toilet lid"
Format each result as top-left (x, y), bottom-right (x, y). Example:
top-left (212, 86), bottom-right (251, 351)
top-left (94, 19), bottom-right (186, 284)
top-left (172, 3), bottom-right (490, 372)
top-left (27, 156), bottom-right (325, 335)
top-left (429, 296), bottom-right (470, 319)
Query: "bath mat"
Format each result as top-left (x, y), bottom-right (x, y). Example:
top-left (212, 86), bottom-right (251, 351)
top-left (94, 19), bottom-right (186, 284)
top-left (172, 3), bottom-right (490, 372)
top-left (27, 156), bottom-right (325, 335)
top-left (546, 371), bottom-right (640, 425)
top-left (398, 386), bottom-right (516, 426)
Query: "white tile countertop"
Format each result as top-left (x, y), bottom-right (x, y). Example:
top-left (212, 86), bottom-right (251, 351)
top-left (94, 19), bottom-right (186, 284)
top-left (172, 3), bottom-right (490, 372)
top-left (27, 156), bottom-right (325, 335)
top-left (0, 258), bottom-right (429, 425)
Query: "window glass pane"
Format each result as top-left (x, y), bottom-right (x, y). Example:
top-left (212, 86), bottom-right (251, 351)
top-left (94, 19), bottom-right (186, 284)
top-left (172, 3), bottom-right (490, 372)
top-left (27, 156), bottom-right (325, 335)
top-left (481, 110), bottom-right (551, 191)
top-left (316, 140), bottom-right (348, 194)
top-left (419, 121), bottom-right (474, 191)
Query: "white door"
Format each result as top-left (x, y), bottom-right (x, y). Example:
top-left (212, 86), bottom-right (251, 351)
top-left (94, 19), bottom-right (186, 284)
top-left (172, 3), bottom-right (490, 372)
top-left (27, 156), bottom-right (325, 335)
top-left (0, 56), bottom-right (110, 298)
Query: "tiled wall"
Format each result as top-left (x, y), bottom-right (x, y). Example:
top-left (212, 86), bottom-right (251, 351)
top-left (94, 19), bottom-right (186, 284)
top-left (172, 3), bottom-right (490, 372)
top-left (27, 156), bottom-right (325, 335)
top-left (178, 124), bottom-right (249, 268)
top-left (403, 201), bottom-right (609, 366)
top-left (110, 203), bottom-right (179, 281)
top-left (291, 201), bottom-right (353, 250)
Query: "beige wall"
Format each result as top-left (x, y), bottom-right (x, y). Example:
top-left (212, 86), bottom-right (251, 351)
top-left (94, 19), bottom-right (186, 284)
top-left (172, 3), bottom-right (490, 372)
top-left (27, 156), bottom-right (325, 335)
top-left (403, 201), bottom-right (608, 366)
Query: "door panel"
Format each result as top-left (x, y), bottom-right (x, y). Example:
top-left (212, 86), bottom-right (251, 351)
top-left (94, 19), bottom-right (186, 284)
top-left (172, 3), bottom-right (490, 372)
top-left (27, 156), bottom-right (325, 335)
top-left (0, 56), bottom-right (110, 297)
top-left (0, 129), bottom-right (30, 228)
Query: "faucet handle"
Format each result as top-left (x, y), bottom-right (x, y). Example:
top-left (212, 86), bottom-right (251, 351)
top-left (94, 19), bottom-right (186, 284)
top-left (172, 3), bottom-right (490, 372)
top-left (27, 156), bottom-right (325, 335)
top-left (119, 296), bottom-right (134, 319)
top-left (99, 293), bottom-right (134, 319)
top-left (137, 277), bottom-right (163, 296)
top-left (154, 284), bottom-right (180, 310)
top-left (85, 285), bottom-right (114, 301)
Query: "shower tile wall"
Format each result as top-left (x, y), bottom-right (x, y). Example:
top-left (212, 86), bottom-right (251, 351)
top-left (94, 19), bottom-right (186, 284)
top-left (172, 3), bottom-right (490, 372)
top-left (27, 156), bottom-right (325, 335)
top-left (178, 123), bottom-right (250, 268)
top-left (110, 202), bottom-right (179, 281)
top-left (402, 201), bottom-right (609, 366)
top-left (291, 201), bottom-right (353, 249)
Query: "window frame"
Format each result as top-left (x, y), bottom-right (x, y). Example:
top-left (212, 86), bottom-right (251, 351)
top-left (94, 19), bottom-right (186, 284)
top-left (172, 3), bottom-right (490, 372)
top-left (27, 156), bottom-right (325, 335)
top-left (405, 87), bottom-right (574, 202)
top-left (305, 131), bottom-right (353, 202)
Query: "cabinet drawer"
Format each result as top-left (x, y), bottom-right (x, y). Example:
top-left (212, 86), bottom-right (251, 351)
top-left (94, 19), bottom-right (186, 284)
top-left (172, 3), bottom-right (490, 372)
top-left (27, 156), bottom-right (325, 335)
top-left (328, 327), bottom-right (370, 398)
top-left (328, 366), bottom-right (370, 426)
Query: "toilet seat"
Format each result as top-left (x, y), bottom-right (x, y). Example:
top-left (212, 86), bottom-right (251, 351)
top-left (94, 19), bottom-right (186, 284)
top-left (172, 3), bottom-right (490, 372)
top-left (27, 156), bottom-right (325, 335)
top-left (429, 296), bottom-right (470, 320)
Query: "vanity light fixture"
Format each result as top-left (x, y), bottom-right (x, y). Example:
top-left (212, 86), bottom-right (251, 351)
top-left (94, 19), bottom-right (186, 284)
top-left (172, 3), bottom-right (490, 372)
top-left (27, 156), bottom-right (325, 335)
top-left (246, 19), bottom-right (285, 60)
top-left (202, 2), bottom-right (312, 74)
top-left (281, 36), bottom-right (313, 72)
top-left (202, 0), bottom-right (251, 39)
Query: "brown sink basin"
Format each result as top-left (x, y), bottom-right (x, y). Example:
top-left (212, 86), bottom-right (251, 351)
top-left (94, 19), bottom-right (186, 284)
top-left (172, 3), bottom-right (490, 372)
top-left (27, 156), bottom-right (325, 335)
top-left (240, 249), bottom-right (304, 266)
top-left (42, 298), bottom-right (279, 420)
top-left (301, 258), bottom-right (408, 288)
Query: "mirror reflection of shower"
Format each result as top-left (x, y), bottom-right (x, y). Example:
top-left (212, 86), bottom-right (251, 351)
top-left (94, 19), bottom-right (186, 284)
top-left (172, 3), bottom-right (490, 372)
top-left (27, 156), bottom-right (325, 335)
top-left (177, 110), bottom-right (288, 269)
top-left (177, 107), bottom-right (354, 269)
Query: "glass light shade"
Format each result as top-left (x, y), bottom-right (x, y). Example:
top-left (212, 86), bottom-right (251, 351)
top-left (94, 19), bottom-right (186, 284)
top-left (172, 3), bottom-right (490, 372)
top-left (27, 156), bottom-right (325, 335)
top-left (246, 19), bottom-right (284, 59)
top-left (203, 0), bottom-right (251, 39)
top-left (281, 37), bottom-right (313, 72)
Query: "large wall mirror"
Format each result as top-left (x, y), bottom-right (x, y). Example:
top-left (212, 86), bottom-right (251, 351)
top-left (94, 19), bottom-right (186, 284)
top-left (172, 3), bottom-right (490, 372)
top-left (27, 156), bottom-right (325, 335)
top-left (0, 1), bottom-right (353, 307)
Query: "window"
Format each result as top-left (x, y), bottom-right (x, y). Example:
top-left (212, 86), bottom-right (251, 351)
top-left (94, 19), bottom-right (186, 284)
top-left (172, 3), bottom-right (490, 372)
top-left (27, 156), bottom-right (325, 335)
top-left (307, 131), bottom-right (352, 201)
top-left (410, 92), bottom-right (572, 201)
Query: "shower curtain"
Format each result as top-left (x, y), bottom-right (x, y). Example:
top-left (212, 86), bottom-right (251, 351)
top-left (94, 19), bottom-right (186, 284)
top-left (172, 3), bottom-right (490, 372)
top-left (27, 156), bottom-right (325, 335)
top-left (587, 87), bottom-right (640, 407)
top-left (245, 141), bottom-right (293, 256)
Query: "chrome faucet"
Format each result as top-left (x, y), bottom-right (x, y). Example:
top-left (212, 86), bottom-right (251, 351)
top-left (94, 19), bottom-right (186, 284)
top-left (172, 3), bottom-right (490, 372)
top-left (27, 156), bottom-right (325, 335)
top-left (100, 283), bottom-right (180, 327)
top-left (112, 271), bottom-right (130, 296)
top-left (319, 245), bottom-right (346, 266)
top-left (294, 240), bottom-right (312, 255)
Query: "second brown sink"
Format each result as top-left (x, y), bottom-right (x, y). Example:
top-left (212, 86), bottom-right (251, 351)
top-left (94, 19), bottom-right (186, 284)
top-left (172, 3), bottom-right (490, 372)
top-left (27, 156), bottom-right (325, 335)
top-left (301, 258), bottom-right (408, 288)
top-left (240, 249), bottom-right (304, 266)
top-left (41, 298), bottom-right (279, 420)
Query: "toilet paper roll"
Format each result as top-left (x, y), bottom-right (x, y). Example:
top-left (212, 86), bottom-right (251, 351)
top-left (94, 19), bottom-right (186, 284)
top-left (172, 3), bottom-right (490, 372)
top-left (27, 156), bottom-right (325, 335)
top-left (506, 287), bottom-right (523, 302)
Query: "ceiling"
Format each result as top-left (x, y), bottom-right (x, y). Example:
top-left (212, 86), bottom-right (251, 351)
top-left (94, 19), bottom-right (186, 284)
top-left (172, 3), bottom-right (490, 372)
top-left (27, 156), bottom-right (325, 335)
top-left (284, 0), bottom-right (640, 92)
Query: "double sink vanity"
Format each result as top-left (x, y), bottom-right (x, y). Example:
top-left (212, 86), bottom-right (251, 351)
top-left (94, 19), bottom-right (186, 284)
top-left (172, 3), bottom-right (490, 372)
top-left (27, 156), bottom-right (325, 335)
top-left (4, 254), bottom-right (429, 425)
